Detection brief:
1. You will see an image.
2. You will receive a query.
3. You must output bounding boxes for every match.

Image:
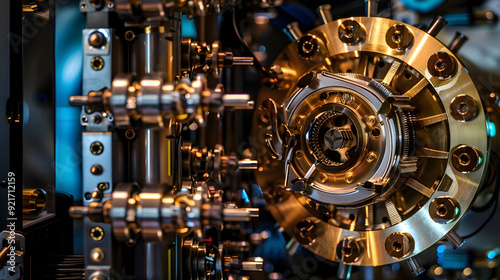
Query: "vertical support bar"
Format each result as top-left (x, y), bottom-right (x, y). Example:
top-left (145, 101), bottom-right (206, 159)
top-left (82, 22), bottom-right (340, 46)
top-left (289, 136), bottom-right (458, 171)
top-left (82, 132), bottom-right (113, 279)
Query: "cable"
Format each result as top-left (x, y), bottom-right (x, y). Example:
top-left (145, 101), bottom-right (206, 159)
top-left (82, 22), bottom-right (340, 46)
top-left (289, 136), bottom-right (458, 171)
top-left (463, 152), bottom-right (500, 239)
top-left (231, 4), bottom-right (271, 78)
top-left (471, 152), bottom-right (499, 212)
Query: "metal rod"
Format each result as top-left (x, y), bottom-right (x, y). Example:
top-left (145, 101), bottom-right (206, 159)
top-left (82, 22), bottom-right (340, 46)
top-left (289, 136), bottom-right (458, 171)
top-left (427, 15), bottom-right (447, 37)
top-left (317, 4), bottom-right (333, 24)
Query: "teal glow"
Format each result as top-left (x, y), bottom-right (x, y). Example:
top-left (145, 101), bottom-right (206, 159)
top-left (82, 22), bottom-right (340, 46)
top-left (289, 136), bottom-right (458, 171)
top-left (181, 15), bottom-right (198, 38)
top-left (488, 121), bottom-right (496, 137)
top-left (488, 251), bottom-right (496, 259)
top-left (437, 244), bottom-right (446, 253)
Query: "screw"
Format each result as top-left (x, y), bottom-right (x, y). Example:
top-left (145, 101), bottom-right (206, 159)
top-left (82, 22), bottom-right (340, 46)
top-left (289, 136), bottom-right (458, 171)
top-left (90, 226), bottom-right (105, 241)
top-left (82, 116), bottom-right (88, 123)
top-left (90, 141), bottom-right (104, 155)
top-left (97, 182), bottom-right (108, 191)
top-left (345, 172), bottom-right (354, 184)
top-left (91, 57), bottom-right (104, 71)
top-left (385, 232), bottom-right (414, 259)
top-left (124, 30), bottom-right (135, 42)
top-left (90, 247), bottom-right (105, 262)
top-left (319, 173), bottom-right (328, 183)
top-left (295, 150), bottom-right (303, 158)
top-left (429, 197), bottom-right (460, 224)
top-left (91, 164), bottom-right (103, 175)
top-left (88, 31), bottom-right (106, 48)
top-left (367, 152), bottom-right (377, 163)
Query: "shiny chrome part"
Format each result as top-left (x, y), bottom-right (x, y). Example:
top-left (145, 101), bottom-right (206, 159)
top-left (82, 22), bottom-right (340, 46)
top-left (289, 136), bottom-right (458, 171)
top-left (255, 16), bottom-right (488, 267)
top-left (446, 229), bottom-right (464, 249)
top-left (427, 15), bottom-right (447, 37)
top-left (317, 4), bottom-right (333, 24)
top-left (285, 22), bottom-right (303, 41)
top-left (450, 94), bottom-right (478, 122)
top-left (407, 256), bottom-right (425, 276)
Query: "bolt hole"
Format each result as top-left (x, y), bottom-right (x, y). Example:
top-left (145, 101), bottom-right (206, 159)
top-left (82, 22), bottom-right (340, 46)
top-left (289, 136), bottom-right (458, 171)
top-left (459, 153), bottom-right (471, 166)
top-left (345, 26), bottom-right (355, 38)
top-left (371, 128), bottom-right (381, 137)
top-left (349, 214), bottom-right (355, 221)
top-left (85, 192), bottom-right (92, 200)
top-left (435, 59), bottom-right (446, 71)
top-left (378, 61), bottom-right (386, 68)
top-left (346, 69), bottom-right (352, 73)
top-left (392, 241), bottom-right (403, 252)
top-left (457, 102), bottom-right (469, 115)
top-left (404, 71), bottom-right (412, 79)
top-left (342, 245), bottom-right (353, 257)
top-left (81, 2), bottom-right (87, 9)
top-left (382, 217), bottom-right (389, 223)
top-left (436, 204), bottom-right (448, 217)
top-left (125, 129), bottom-right (136, 140)
top-left (9, 270), bottom-right (16, 276)
top-left (392, 31), bottom-right (403, 43)
top-left (320, 92), bottom-right (330, 100)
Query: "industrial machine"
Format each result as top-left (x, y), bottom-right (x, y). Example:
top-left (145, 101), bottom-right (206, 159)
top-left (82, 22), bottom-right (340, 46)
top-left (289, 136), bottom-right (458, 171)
top-left (2, 0), bottom-right (500, 279)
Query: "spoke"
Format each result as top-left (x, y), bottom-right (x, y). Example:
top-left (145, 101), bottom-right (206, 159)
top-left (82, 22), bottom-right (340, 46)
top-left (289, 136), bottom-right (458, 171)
top-left (385, 199), bottom-right (402, 225)
top-left (417, 113), bottom-right (448, 127)
top-left (382, 61), bottom-right (401, 86)
top-left (417, 147), bottom-right (449, 159)
top-left (403, 78), bottom-right (428, 99)
top-left (406, 177), bottom-right (434, 198)
top-left (364, 205), bottom-right (374, 227)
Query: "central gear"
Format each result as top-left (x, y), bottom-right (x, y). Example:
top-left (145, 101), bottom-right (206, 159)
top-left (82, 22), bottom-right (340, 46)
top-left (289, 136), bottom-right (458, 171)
top-left (308, 110), bottom-right (357, 166)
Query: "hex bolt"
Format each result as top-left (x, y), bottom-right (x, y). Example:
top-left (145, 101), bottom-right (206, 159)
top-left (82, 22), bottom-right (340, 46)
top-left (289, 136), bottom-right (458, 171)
top-left (294, 219), bottom-right (317, 245)
top-left (339, 20), bottom-right (365, 44)
top-left (297, 35), bottom-right (319, 58)
top-left (336, 238), bottom-right (363, 263)
top-left (386, 24), bottom-right (413, 51)
top-left (88, 31), bottom-right (106, 48)
top-left (450, 95), bottom-right (478, 122)
top-left (385, 232), bottom-right (414, 259)
top-left (427, 52), bottom-right (456, 80)
top-left (451, 145), bottom-right (482, 173)
top-left (429, 196), bottom-right (460, 224)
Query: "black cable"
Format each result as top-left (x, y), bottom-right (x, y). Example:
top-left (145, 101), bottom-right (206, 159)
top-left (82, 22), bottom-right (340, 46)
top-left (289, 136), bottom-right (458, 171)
top-left (231, 4), bottom-right (271, 78)
top-left (463, 152), bottom-right (500, 239)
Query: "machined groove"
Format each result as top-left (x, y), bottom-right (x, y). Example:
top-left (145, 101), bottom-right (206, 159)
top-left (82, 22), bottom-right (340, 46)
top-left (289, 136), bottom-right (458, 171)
top-left (406, 177), bottom-right (433, 198)
top-left (382, 61), bottom-right (401, 86)
top-left (417, 147), bottom-right (449, 159)
top-left (385, 199), bottom-right (402, 225)
top-left (417, 113), bottom-right (448, 127)
top-left (403, 78), bottom-right (428, 99)
top-left (364, 205), bottom-right (373, 227)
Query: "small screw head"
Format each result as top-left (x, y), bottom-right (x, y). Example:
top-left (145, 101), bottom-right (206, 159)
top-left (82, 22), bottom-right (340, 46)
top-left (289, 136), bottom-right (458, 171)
top-left (339, 20), bottom-right (365, 44)
top-left (88, 31), bottom-right (106, 48)
top-left (429, 197), bottom-right (460, 224)
top-left (427, 52), bottom-right (456, 80)
top-left (450, 95), bottom-right (477, 122)
top-left (91, 57), bottom-right (104, 71)
top-left (90, 247), bottom-right (106, 262)
top-left (385, 232), bottom-right (414, 259)
top-left (90, 227), bottom-right (105, 242)
top-left (336, 238), bottom-right (363, 263)
top-left (319, 173), bottom-right (328, 183)
top-left (297, 35), bottom-right (319, 58)
top-left (90, 141), bottom-right (104, 155)
top-left (91, 164), bottom-right (103, 175)
top-left (345, 172), bottom-right (354, 184)
top-left (367, 152), bottom-right (377, 163)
